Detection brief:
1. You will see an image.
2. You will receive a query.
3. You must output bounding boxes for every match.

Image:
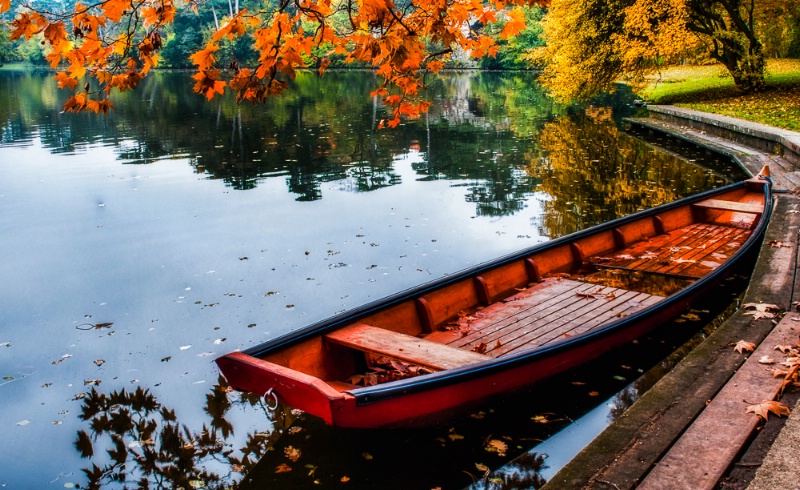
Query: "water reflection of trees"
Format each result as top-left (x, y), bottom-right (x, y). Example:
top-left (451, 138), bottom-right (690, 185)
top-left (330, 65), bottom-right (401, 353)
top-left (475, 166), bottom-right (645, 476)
top-left (0, 69), bottom-right (739, 219)
top-left (74, 376), bottom-right (289, 489)
top-left (527, 108), bottom-right (735, 238)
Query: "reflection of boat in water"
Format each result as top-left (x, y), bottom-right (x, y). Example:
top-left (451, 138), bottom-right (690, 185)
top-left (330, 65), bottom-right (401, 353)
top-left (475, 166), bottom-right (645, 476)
top-left (217, 168), bottom-right (772, 428)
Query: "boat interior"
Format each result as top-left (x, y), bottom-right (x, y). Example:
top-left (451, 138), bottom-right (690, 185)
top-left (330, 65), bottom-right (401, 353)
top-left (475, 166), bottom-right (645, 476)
top-left (259, 186), bottom-right (765, 390)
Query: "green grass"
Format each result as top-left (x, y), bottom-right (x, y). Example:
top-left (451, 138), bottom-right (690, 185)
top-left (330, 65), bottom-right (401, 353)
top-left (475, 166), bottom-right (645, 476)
top-left (636, 59), bottom-right (800, 131)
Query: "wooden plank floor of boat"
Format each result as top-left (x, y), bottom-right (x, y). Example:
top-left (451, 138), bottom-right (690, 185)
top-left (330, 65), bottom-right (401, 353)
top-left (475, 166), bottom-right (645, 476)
top-left (425, 278), bottom-right (664, 358)
top-left (425, 222), bottom-right (750, 359)
top-left (588, 223), bottom-right (752, 279)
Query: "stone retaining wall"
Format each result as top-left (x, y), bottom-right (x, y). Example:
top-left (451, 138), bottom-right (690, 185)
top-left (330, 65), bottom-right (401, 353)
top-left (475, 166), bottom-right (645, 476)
top-left (648, 105), bottom-right (800, 166)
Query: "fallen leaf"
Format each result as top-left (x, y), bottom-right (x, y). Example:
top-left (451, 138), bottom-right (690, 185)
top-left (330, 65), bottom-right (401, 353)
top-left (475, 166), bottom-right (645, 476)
top-left (84, 379), bottom-right (101, 386)
top-left (340, 476), bottom-right (350, 483)
top-left (734, 340), bottom-right (756, 353)
top-left (475, 463), bottom-right (489, 473)
top-left (275, 464), bottom-right (292, 473)
top-left (485, 439), bottom-right (508, 456)
top-left (769, 240), bottom-right (790, 247)
top-left (448, 428), bottom-right (464, 441)
top-left (758, 356), bottom-right (775, 364)
top-left (362, 452), bottom-right (373, 460)
top-left (745, 310), bottom-right (776, 320)
top-left (588, 391), bottom-right (600, 397)
top-left (746, 400), bottom-right (791, 420)
top-left (775, 344), bottom-right (795, 354)
top-left (284, 446), bottom-right (301, 462)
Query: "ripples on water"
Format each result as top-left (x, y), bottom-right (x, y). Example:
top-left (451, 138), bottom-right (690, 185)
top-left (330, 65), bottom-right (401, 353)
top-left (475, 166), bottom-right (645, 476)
top-left (0, 67), bottom-right (746, 488)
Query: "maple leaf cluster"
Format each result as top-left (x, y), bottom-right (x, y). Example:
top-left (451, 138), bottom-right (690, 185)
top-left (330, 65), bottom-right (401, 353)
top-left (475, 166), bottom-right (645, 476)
top-left (3, 0), bottom-right (175, 113)
top-left (1, 0), bottom-right (545, 121)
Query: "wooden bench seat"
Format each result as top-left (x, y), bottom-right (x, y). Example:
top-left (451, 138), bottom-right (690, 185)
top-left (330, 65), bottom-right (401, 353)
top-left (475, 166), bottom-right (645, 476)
top-left (325, 324), bottom-right (489, 371)
top-left (692, 199), bottom-right (763, 214)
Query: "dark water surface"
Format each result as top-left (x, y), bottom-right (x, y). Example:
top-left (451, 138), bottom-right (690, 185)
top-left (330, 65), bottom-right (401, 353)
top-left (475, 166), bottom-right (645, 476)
top-left (0, 67), bottom-right (746, 488)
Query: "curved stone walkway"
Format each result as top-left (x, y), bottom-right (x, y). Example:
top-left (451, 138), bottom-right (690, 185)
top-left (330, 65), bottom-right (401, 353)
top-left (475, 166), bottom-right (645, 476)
top-left (541, 106), bottom-right (800, 490)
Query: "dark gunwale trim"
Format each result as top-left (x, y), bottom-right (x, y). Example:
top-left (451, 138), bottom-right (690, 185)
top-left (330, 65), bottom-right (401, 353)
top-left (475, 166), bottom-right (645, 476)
top-left (236, 179), bottom-right (773, 405)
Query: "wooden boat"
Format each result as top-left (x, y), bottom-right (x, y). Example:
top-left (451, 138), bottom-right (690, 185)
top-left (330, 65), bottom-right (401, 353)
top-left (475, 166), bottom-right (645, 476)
top-left (217, 167), bottom-right (773, 428)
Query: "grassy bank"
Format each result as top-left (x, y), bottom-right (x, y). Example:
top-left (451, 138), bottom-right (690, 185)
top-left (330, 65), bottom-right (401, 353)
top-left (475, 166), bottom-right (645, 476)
top-left (637, 59), bottom-right (800, 131)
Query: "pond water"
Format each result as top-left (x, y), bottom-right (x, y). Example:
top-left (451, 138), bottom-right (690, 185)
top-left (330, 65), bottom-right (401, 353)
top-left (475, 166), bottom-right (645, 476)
top-left (0, 67), bottom-right (746, 488)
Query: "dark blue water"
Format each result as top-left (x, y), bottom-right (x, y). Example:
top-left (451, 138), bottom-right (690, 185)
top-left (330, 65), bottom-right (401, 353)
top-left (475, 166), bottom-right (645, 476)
top-left (0, 67), bottom-right (743, 488)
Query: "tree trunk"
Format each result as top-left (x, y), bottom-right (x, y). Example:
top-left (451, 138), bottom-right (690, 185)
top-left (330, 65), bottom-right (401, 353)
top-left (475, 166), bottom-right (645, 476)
top-left (687, 0), bottom-right (766, 93)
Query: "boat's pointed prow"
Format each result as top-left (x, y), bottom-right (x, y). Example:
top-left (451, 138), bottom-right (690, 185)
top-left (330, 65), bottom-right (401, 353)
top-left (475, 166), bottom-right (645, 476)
top-left (758, 165), bottom-right (770, 177)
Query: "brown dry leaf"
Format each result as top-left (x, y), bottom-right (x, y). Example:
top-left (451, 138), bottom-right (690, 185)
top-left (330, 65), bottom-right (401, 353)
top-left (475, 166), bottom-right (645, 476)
top-left (531, 415), bottom-right (549, 424)
top-left (472, 342), bottom-right (488, 354)
top-left (770, 240), bottom-right (790, 248)
top-left (743, 303), bottom-right (779, 312)
top-left (284, 446), bottom-right (301, 462)
top-left (758, 355), bottom-right (775, 364)
top-left (774, 344), bottom-right (795, 354)
top-left (588, 391), bottom-right (600, 397)
top-left (340, 476), bottom-right (350, 483)
top-left (745, 310), bottom-right (776, 320)
top-left (746, 400), bottom-right (791, 421)
top-left (362, 452), bottom-right (373, 460)
top-left (275, 464), bottom-right (292, 474)
top-left (475, 462), bottom-right (490, 473)
top-left (734, 340), bottom-right (757, 353)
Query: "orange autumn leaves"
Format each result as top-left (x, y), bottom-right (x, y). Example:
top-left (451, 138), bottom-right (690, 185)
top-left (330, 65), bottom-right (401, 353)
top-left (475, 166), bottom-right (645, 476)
top-left (3, 0), bottom-right (175, 114)
top-left (2, 0), bottom-right (542, 122)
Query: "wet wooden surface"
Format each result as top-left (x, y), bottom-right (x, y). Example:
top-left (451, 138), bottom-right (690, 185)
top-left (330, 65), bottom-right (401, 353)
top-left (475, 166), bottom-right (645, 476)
top-left (590, 223), bottom-right (752, 278)
top-left (426, 278), bottom-right (662, 357)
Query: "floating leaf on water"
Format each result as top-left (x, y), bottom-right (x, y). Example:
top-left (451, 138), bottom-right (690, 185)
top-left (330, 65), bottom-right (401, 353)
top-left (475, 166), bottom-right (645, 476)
top-left (17, 419), bottom-right (30, 426)
top-left (0, 342), bottom-right (10, 347)
top-left (284, 446), bottom-right (301, 462)
top-left (362, 452), bottom-right (373, 460)
top-left (161, 356), bottom-right (171, 362)
top-left (485, 439), bottom-right (507, 456)
top-left (613, 375), bottom-right (626, 381)
top-left (52, 420), bottom-right (62, 425)
top-left (76, 322), bottom-right (113, 331)
top-left (475, 463), bottom-right (489, 473)
top-left (275, 464), bottom-right (293, 473)
top-left (42, 383), bottom-right (52, 388)
top-left (3, 376), bottom-right (13, 380)
top-left (340, 476), bottom-right (350, 483)
top-left (588, 391), bottom-right (600, 397)
top-left (180, 345), bottom-right (192, 350)
top-left (213, 338), bottom-right (226, 345)
top-left (197, 352), bottom-right (214, 357)
top-left (84, 379), bottom-right (101, 386)
top-left (448, 428), bottom-right (464, 441)
top-left (93, 359), bottom-right (105, 366)
top-left (285, 305), bottom-right (295, 310)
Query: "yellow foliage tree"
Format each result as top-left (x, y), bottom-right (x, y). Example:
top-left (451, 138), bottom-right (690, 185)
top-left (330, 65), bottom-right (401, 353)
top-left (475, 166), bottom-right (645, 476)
top-left (1, 0), bottom-right (543, 120)
top-left (535, 0), bottom-right (771, 101)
